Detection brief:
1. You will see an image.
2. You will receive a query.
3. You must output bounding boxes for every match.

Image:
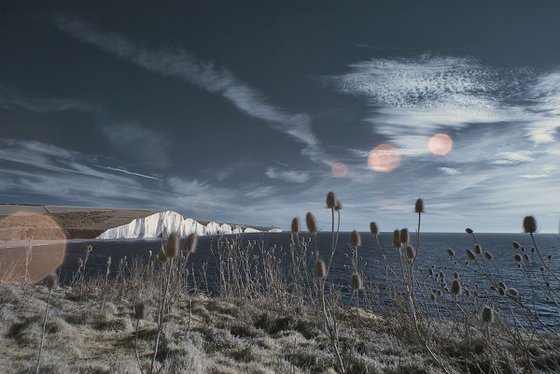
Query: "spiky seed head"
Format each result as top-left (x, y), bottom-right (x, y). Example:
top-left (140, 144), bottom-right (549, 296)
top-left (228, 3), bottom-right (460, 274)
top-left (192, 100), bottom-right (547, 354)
top-left (498, 281), bottom-right (507, 289)
top-left (406, 245), bottom-right (416, 260)
top-left (453, 272), bottom-right (459, 279)
top-left (306, 212), bottom-right (318, 234)
top-left (474, 244), bottom-right (482, 254)
top-left (45, 273), bottom-right (58, 289)
top-left (415, 198), bottom-right (424, 213)
top-left (428, 268), bottom-right (434, 276)
top-left (482, 306), bottom-right (494, 324)
top-left (392, 229), bottom-right (401, 248)
top-left (447, 249), bottom-right (455, 257)
top-left (450, 279), bottom-right (461, 295)
top-left (314, 260), bottom-right (326, 279)
top-left (147, 250), bottom-right (153, 258)
top-left (465, 228), bottom-right (473, 234)
top-left (399, 228), bottom-right (409, 244)
top-left (484, 251), bottom-right (493, 261)
top-left (370, 222), bottom-right (379, 236)
top-left (523, 216), bottom-right (537, 234)
top-left (512, 241), bottom-right (520, 249)
top-left (165, 233), bottom-right (180, 257)
top-left (291, 217), bottom-right (300, 234)
top-left (335, 200), bottom-right (342, 211)
top-left (184, 233), bottom-right (198, 253)
top-left (350, 230), bottom-right (361, 247)
top-left (466, 249), bottom-right (476, 260)
top-left (134, 301), bottom-right (148, 320)
top-left (326, 191), bottom-right (337, 209)
top-left (77, 258), bottom-right (84, 268)
top-left (350, 273), bottom-right (363, 290)
top-left (507, 288), bottom-right (519, 299)
top-left (157, 251), bottom-right (168, 263)
top-left (514, 254), bottom-right (522, 262)
top-left (85, 245), bottom-right (93, 254)
top-left (498, 287), bottom-right (506, 296)
top-left (105, 256), bottom-right (112, 267)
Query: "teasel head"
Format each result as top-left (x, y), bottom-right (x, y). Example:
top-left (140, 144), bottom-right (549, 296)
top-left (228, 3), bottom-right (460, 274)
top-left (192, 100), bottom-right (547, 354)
top-left (370, 222), bottom-right (379, 236)
top-left (134, 301), bottom-right (148, 320)
top-left (507, 288), bottom-right (519, 300)
top-left (483, 251), bottom-right (493, 261)
top-left (184, 232), bottom-right (198, 253)
top-left (414, 198), bottom-right (424, 214)
top-left (474, 244), bottom-right (482, 255)
top-left (85, 245), bottom-right (93, 255)
top-left (514, 254), bottom-right (522, 262)
top-left (512, 241), bottom-right (520, 249)
top-left (44, 273), bottom-right (58, 290)
top-left (523, 216), bottom-right (537, 234)
top-left (399, 228), bottom-right (409, 244)
top-left (450, 278), bottom-right (461, 295)
top-left (350, 273), bottom-right (363, 290)
top-left (165, 233), bottom-right (180, 257)
top-left (291, 217), bottom-right (300, 234)
top-left (306, 212), bottom-right (318, 234)
top-left (105, 256), bottom-right (112, 268)
top-left (481, 306), bottom-right (494, 324)
top-left (314, 260), bottom-right (326, 279)
top-left (392, 229), bottom-right (401, 248)
top-left (335, 200), bottom-right (342, 211)
top-left (350, 230), bottom-right (361, 247)
top-left (447, 249), bottom-right (455, 257)
top-left (405, 245), bottom-right (416, 260)
top-left (326, 191), bottom-right (337, 209)
top-left (466, 249), bottom-right (476, 261)
top-left (465, 227), bottom-right (473, 235)
top-left (147, 250), bottom-right (153, 259)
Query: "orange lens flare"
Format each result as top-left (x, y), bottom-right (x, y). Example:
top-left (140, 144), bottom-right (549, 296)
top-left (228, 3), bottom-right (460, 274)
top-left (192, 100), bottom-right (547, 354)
top-left (428, 133), bottom-right (453, 156)
top-left (368, 144), bottom-right (401, 173)
top-left (331, 162), bottom-right (348, 178)
top-left (0, 213), bottom-right (67, 284)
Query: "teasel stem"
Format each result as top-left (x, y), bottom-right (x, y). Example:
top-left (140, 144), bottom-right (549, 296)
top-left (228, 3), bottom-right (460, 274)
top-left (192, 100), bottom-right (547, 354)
top-left (150, 256), bottom-right (174, 374)
top-left (35, 287), bottom-right (52, 374)
top-left (530, 232), bottom-right (560, 284)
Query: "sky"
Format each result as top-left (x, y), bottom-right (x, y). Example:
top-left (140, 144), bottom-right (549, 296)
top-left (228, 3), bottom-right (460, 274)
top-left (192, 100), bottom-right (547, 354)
top-left (1, 0), bottom-right (560, 233)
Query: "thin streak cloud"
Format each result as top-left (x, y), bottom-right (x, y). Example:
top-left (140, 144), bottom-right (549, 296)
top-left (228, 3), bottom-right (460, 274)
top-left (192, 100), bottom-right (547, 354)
top-left (54, 16), bottom-right (331, 166)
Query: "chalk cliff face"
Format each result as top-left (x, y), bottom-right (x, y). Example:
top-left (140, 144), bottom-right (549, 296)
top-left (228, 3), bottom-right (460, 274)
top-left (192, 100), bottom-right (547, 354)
top-left (96, 210), bottom-right (280, 239)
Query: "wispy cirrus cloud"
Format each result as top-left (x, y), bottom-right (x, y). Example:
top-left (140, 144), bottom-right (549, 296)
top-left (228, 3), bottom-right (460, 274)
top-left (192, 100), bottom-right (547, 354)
top-left (54, 15), bottom-right (331, 166)
top-left (265, 167), bottom-right (310, 183)
top-left (0, 85), bottom-right (100, 113)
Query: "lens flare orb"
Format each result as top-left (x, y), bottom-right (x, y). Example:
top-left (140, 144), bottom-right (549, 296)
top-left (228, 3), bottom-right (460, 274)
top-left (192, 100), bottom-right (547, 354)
top-left (428, 133), bottom-right (453, 156)
top-left (368, 144), bottom-right (401, 173)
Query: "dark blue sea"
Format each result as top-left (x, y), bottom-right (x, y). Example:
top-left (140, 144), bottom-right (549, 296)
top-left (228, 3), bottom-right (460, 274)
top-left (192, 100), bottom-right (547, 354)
top-left (53, 232), bottom-right (560, 331)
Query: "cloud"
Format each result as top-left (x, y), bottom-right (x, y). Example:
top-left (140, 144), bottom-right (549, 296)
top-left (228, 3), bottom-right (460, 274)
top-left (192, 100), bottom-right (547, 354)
top-left (97, 166), bottom-right (162, 181)
top-left (438, 167), bottom-right (461, 176)
top-left (0, 85), bottom-right (100, 113)
top-left (55, 15), bottom-right (331, 166)
top-left (265, 167), bottom-right (310, 183)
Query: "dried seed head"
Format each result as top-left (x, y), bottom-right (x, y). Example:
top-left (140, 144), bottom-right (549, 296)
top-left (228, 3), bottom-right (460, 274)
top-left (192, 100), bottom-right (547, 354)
top-left (148, 250), bottom-right (153, 258)
top-left (165, 233), bottom-right (180, 257)
top-left (483, 251), bottom-right (493, 261)
top-left (451, 279), bottom-right (461, 295)
top-left (498, 281), bottom-right (507, 289)
top-left (453, 272), bottom-right (459, 279)
top-left (507, 288), bottom-right (519, 299)
top-left (350, 273), bottom-right (363, 290)
top-left (370, 222), bottom-right (379, 236)
top-left (498, 287), bottom-right (506, 296)
top-left (306, 212), bottom-right (318, 234)
top-left (474, 244), bottom-right (482, 254)
top-left (45, 273), bottom-right (58, 289)
top-left (105, 256), bottom-right (112, 267)
top-left (405, 245), bottom-right (416, 260)
top-left (514, 254), bottom-right (522, 262)
top-left (134, 301), bottom-right (148, 320)
top-left (350, 230), bottom-right (361, 247)
top-left (392, 229), bottom-right (401, 248)
top-left (466, 249), bottom-right (476, 260)
top-left (415, 198), bottom-right (424, 213)
top-left (465, 228), bottom-right (473, 234)
top-left (335, 200), bottom-right (343, 211)
top-left (481, 306), bottom-right (494, 324)
top-left (399, 228), bottom-right (409, 244)
top-left (85, 245), bottom-right (93, 254)
top-left (326, 191), bottom-right (337, 209)
top-left (428, 268), bottom-right (434, 276)
top-left (523, 216), bottom-right (537, 234)
top-left (314, 260), bottom-right (326, 279)
top-left (447, 249), bottom-right (455, 257)
top-left (184, 233), bottom-right (198, 253)
top-left (291, 217), bottom-right (300, 234)
top-left (512, 241), bottom-right (520, 249)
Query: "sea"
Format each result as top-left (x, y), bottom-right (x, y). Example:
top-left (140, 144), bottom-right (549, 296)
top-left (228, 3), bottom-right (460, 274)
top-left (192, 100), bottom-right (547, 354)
top-left (49, 232), bottom-right (560, 331)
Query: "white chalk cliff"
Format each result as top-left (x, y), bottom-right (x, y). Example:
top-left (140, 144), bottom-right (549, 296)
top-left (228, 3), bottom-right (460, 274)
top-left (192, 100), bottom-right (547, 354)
top-left (96, 210), bottom-right (281, 239)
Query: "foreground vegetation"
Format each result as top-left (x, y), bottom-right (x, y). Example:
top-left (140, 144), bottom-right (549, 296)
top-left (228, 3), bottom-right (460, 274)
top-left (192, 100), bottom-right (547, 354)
top-left (1, 192), bottom-right (560, 373)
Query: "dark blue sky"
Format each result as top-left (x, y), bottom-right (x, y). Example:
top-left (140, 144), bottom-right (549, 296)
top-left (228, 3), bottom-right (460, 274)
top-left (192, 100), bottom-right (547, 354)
top-left (2, 1), bottom-right (560, 232)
